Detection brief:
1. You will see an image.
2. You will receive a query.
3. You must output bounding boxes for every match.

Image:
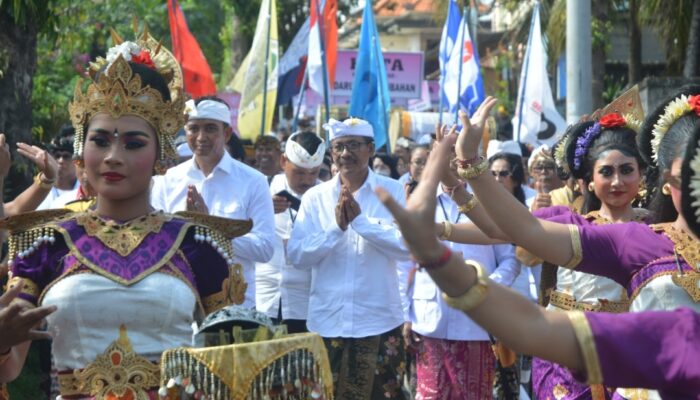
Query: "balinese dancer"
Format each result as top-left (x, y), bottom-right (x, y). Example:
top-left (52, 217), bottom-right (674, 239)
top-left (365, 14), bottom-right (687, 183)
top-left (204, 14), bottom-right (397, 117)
top-left (373, 127), bottom-right (700, 398)
top-left (0, 29), bottom-right (249, 399)
top-left (448, 86), bottom-right (700, 400)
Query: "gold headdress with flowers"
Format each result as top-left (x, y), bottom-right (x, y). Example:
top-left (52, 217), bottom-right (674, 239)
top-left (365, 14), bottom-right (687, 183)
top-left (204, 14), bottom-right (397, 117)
top-left (68, 27), bottom-right (185, 174)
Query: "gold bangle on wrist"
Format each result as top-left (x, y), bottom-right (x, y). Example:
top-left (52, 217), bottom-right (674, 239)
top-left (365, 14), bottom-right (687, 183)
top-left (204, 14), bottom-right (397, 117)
top-left (457, 156), bottom-right (489, 180)
top-left (438, 221), bottom-right (453, 241)
top-left (457, 195), bottom-right (478, 214)
top-left (442, 260), bottom-right (489, 312)
top-left (34, 172), bottom-right (55, 189)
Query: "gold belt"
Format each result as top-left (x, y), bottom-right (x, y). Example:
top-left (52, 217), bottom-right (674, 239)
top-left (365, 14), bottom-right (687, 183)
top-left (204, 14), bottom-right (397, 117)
top-left (549, 290), bottom-right (628, 313)
top-left (58, 325), bottom-right (160, 399)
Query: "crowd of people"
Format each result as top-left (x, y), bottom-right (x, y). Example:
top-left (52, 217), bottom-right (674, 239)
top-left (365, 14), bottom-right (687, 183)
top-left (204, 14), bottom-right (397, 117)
top-left (0, 27), bottom-right (699, 400)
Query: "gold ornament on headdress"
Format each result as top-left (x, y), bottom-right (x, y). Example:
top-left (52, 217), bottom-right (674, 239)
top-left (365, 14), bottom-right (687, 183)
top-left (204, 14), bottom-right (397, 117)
top-left (554, 130), bottom-right (572, 173)
top-left (590, 85), bottom-right (645, 128)
top-left (68, 26), bottom-right (185, 174)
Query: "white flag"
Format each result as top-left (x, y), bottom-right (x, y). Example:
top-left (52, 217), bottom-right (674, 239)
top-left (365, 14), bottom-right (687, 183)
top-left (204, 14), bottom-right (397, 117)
top-left (511, 3), bottom-right (566, 147)
top-left (443, 13), bottom-right (485, 116)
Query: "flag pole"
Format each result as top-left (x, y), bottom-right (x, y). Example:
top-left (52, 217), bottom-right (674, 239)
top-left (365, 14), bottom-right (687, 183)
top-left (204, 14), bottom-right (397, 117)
top-left (515, 1), bottom-right (538, 143)
top-left (372, 35), bottom-right (390, 153)
top-left (292, 66), bottom-right (309, 132)
top-left (314, 0), bottom-right (332, 124)
top-left (438, 77), bottom-right (444, 126)
top-left (454, 6), bottom-right (468, 124)
top-left (259, 0), bottom-right (274, 139)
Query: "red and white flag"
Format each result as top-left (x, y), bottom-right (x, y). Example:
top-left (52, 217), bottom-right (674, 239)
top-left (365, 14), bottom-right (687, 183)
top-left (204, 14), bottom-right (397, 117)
top-left (308, 0), bottom-right (337, 97)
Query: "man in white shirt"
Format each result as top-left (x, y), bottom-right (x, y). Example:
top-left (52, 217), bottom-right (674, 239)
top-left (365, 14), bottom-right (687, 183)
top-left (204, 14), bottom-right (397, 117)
top-left (288, 118), bottom-right (410, 400)
top-left (402, 185), bottom-right (520, 398)
top-left (151, 97), bottom-right (275, 308)
top-left (37, 125), bottom-right (79, 209)
top-left (256, 131), bottom-right (324, 333)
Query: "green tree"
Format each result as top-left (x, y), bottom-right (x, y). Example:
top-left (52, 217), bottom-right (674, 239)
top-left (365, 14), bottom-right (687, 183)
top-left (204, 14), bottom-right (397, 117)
top-left (0, 0), bottom-right (58, 197)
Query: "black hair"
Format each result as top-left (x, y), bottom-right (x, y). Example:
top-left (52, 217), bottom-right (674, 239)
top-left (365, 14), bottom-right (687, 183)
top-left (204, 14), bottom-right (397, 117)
top-left (371, 153), bottom-right (400, 179)
top-left (410, 145), bottom-right (430, 159)
top-left (647, 115), bottom-right (698, 222)
top-left (49, 123), bottom-right (76, 153)
top-left (290, 132), bottom-right (323, 155)
top-left (681, 120), bottom-right (700, 236)
top-left (640, 85), bottom-right (700, 222)
top-left (226, 134), bottom-right (245, 161)
top-left (489, 152), bottom-right (526, 205)
top-left (564, 120), bottom-right (646, 214)
top-left (195, 95), bottom-right (230, 109)
top-left (127, 62), bottom-right (171, 102)
top-left (58, 123), bottom-right (75, 138)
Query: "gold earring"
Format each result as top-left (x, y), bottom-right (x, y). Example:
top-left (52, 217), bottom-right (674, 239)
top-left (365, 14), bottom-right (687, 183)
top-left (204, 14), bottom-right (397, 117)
top-left (588, 182), bottom-right (595, 193)
top-left (662, 183), bottom-right (672, 196)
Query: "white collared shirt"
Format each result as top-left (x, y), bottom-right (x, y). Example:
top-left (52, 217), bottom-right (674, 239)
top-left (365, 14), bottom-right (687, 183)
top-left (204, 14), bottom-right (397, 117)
top-left (256, 173), bottom-right (314, 320)
top-left (151, 152), bottom-right (275, 308)
top-left (405, 189), bottom-right (521, 341)
top-left (287, 169), bottom-right (410, 338)
top-left (37, 180), bottom-right (80, 210)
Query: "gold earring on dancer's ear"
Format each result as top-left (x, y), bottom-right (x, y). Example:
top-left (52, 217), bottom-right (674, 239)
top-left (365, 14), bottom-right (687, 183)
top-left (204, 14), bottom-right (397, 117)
top-left (662, 183), bottom-right (672, 196)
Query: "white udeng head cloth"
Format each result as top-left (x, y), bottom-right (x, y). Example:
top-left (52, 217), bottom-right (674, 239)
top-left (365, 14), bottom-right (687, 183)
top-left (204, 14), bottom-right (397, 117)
top-left (323, 118), bottom-right (374, 141)
top-left (285, 132), bottom-right (326, 169)
top-left (185, 99), bottom-right (230, 125)
top-left (528, 144), bottom-right (552, 170)
top-left (486, 140), bottom-right (522, 159)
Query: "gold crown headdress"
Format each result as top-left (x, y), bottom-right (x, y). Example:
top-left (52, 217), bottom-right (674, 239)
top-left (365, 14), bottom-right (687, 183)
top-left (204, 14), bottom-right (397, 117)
top-left (68, 27), bottom-right (185, 174)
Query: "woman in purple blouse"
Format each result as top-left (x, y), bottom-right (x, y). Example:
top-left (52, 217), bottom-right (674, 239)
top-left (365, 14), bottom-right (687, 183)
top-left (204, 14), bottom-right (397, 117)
top-left (373, 112), bottom-right (700, 399)
top-left (0, 32), bottom-right (249, 399)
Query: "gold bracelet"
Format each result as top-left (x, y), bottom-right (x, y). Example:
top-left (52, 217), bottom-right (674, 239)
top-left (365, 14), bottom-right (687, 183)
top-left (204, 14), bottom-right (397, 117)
top-left (457, 156), bottom-right (489, 180)
top-left (34, 172), bottom-right (55, 189)
top-left (457, 195), bottom-right (478, 214)
top-left (438, 221), bottom-right (453, 241)
top-left (442, 260), bottom-right (489, 312)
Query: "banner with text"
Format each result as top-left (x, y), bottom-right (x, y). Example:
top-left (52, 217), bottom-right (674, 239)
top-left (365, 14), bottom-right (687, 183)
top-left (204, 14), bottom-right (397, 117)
top-left (332, 50), bottom-right (424, 101)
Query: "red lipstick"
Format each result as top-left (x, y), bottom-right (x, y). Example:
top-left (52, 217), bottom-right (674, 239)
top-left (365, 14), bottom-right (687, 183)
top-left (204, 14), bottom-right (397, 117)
top-left (102, 172), bottom-right (125, 182)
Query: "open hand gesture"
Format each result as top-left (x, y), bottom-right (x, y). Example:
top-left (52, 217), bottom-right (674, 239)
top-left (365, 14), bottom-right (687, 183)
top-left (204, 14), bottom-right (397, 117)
top-left (0, 280), bottom-right (56, 352)
top-left (375, 134), bottom-right (457, 262)
top-left (17, 143), bottom-right (59, 182)
top-left (455, 97), bottom-right (498, 161)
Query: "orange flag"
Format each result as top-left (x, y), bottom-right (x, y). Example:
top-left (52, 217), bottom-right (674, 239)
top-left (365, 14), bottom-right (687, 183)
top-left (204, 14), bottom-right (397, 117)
top-left (308, 0), bottom-right (337, 96)
top-left (168, 0), bottom-right (217, 98)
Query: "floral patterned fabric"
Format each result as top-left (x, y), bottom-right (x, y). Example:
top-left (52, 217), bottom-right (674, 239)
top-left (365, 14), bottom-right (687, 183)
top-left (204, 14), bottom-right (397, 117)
top-left (532, 357), bottom-right (612, 400)
top-left (415, 337), bottom-right (494, 400)
top-left (323, 326), bottom-right (406, 400)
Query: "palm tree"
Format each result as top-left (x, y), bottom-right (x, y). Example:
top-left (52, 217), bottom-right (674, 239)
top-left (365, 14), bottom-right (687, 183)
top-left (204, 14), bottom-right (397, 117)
top-left (639, 0), bottom-right (696, 76)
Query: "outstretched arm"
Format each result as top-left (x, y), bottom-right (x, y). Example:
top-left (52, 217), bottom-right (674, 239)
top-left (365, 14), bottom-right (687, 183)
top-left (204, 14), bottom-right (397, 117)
top-left (374, 127), bottom-right (583, 371)
top-left (452, 101), bottom-right (576, 266)
top-left (4, 143), bottom-right (59, 215)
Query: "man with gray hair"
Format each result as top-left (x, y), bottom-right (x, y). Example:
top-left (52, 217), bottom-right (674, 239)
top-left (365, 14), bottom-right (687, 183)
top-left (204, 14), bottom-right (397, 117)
top-left (288, 118), bottom-right (410, 399)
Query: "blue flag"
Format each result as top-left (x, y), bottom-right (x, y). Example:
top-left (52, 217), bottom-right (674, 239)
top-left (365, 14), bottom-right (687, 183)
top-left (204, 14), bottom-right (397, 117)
top-left (443, 11), bottom-right (485, 117)
top-left (439, 0), bottom-right (461, 107)
top-left (349, 4), bottom-right (391, 150)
